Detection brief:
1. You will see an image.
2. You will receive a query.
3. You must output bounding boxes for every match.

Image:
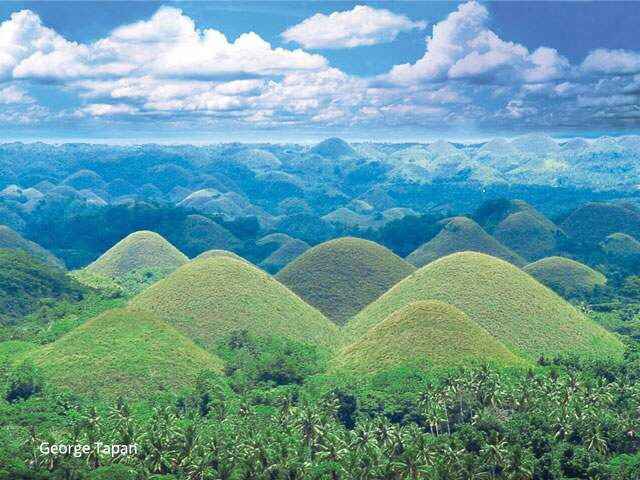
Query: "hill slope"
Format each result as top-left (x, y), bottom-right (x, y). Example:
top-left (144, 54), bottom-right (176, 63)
top-left (130, 256), bottom-right (340, 350)
top-left (524, 256), bottom-right (606, 299)
top-left (494, 210), bottom-right (565, 261)
top-left (406, 217), bottom-right (526, 267)
top-left (26, 308), bottom-right (221, 399)
top-left (276, 237), bottom-right (416, 324)
top-left (260, 238), bottom-right (310, 274)
top-left (600, 232), bottom-right (640, 262)
top-left (347, 252), bottom-right (622, 360)
top-left (561, 203), bottom-right (640, 246)
top-left (86, 230), bottom-right (188, 278)
top-left (333, 301), bottom-right (524, 373)
top-left (0, 225), bottom-right (64, 269)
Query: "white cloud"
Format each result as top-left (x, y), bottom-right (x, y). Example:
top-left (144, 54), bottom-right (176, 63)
top-left (582, 48), bottom-right (640, 75)
top-left (282, 5), bottom-right (425, 49)
top-left (78, 103), bottom-right (138, 117)
top-left (0, 84), bottom-right (33, 103)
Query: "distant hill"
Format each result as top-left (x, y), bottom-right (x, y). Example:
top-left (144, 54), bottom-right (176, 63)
top-left (130, 256), bottom-right (340, 350)
top-left (524, 256), bottom-right (606, 299)
top-left (332, 301), bottom-right (525, 374)
top-left (86, 230), bottom-right (188, 278)
top-left (172, 214), bottom-right (240, 258)
top-left (406, 217), bottom-right (526, 267)
top-left (561, 203), bottom-right (640, 246)
top-left (195, 249), bottom-right (247, 263)
top-left (276, 237), bottom-right (415, 325)
top-left (494, 209), bottom-right (565, 261)
top-left (600, 232), bottom-right (640, 263)
top-left (0, 249), bottom-right (85, 325)
top-left (260, 238), bottom-right (310, 274)
top-left (310, 138), bottom-right (357, 158)
top-left (347, 252), bottom-right (622, 361)
top-left (0, 225), bottom-right (64, 269)
top-left (25, 308), bottom-right (222, 399)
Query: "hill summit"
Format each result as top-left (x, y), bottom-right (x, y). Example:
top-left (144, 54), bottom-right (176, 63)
top-left (524, 256), bottom-right (606, 299)
top-left (86, 230), bottom-right (188, 278)
top-left (310, 138), bottom-right (357, 158)
top-left (276, 237), bottom-right (416, 324)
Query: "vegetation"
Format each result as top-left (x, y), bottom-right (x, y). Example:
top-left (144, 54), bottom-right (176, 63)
top-left (333, 301), bottom-right (525, 373)
top-left (347, 252), bottom-right (623, 361)
top-left (0, 225), bottom-right (64, 269)
top-left (406, 217), bottom-right (526, 268)
top-left (130, 256), bottom-right (341, 350)
top-left (561, 202), bottom-right (640, 247)
top-left (600, 232), bottom-right (640, 264)
top-left (194, 249), bottom-right (247, 262)
top-left (277, 237), bottom-right (415, 325)
top-left (260, 238), bottom-right (310, 274)
top-left (524, 256), bottom-right (607, 300)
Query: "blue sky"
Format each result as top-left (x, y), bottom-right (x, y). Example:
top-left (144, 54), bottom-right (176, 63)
top-left (1, 1), bottom-right (639, 143)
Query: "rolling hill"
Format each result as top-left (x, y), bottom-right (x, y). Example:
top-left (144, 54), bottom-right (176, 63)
top-left (0, 225), bottom-right (64, 269)
top-left (494, 209), bottom-right (565, 261)
top-left (276, 237), bottom-right (416, 325)
top-left (260, 238), bottom-right (310, 273)
top-left (600, 232), bottom-right (640, 263)
top-left (332, 301), bottom-right (525, 374)
top-left (406, 217), bottom-right (526, 267)
top-left (561, 203), bottom-right (640, 246)
top-left (25, 308), bottom-right (222, 399)
top-left (347, 252), bottom-right (622, 360)
top-left (523, 256), bottom-right (607, 299)
top-left (130, 256), bottom-right (340, 350)
top-left (86, 230), bottom-right (188, 278)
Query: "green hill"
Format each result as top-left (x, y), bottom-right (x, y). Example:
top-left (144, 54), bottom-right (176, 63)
top-left (332, 301), bottom-right (525, 374)
top-left (310, 138), bottom-right (357, 158)
top-left (86, 231), bottom-right (188, 278)
top-left (172, 214), bottom-right (240, 258)
top-left (276, 237), bottom-right (416, 325)
top-left (0, 249), bottom-right (85, 325)
top-left (523, 256), bottom-right (607, 299)
top-left (406, 217), bottom-right (526, 267)
top-left (130, 256), bottom-right (340, 350)
top-left (600, 232), bottom-right (640, 262)
top-left (347, 252), bottom-right (622, 361)
top-left (561, 202), bottom-right (640, 246)
top-left (260, 239), bottom-right (310, 274)
top-left (25, 308), bottom-right (222, 399)
top-left (195, 249), bottom-right (247, 262)
top-left (494, 210), bottom-right (565, 261)
top-left (0, 225), bottom-right (64, 269)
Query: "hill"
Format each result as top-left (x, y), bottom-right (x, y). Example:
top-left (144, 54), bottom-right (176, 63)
top-left (406, 217), bottom-right (526, 267)
top-left (0, 249), bottom-right (85, 325)
top-left (332, 301), bottom-right (524, 374)
top-left (260, 238), bottom-right (310, 274)
top-left (523, 256), bottom-right (607, 299)
top-left (195, 249), bottom-right (247, 262)
top-left (130, 256), bottom-right (340, 350)
top-left (561, 203), bottom-right (640, 246)
top-left (25, 308), bottom-right (222, 399)
top-left (276, 237), bottom-right (416, 325)
top-left (600, 232), bottom-right (640, 263)
top-left (0, 225), bottom-right (64, 269)
top-left (172, 214), bottom-right (240, 258)
top-left (347, 252), bottom-right (622, 360)
top-left (494, 210), bottom-right (565, 261)
top-left (86, 231), bottom-right (188, 278)
top-left (310, 138), bottom-right (357, 158)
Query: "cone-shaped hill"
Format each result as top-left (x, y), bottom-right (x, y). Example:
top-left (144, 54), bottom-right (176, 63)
top-left (25, 308), bottom-right (222, 399)
top-left (0, 225), bottom-right (64, 269)
top-left (600, 233), bottom-right (640, 262)
top-left (260, 238), bottom-right (310, 274)
top-left (494, 209), bottom-right (566, 261)
top-left (524, 257), bottom-right (606, 299)
top-left (130, 256), bottom-right (340, 350)
top-left (561, 202), bottom-right (640, 246)
top-left (347, 252), bottom-right (622, 361)
top-left (86, 231), bottom-right (188, 278)
top-left (332, 301), bottom-right (525, 374)
top-left (276, 238), bottom-right (416, 325)
top-left (406, 217), bottom-right (526, 268)
top-left (195, 249), bottom-right (248, 263)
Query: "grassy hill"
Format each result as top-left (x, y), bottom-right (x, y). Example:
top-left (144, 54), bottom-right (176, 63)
top-left (195, 249), bottom-right (247, 262)
top-left (600, 232), bottom-right (640, 262)
top-left (347, 252), bottom-right (622, 361)
top-left (0, 340), bottom-right (37, 363)
top-left (406, 217), bottom-right (526, 267)
top-left (0, 249), bottom-right (86, 325)
top-left (86, 230), bottom-right (188, 278)
top-left (24, 308), bottom-right (222, 399)
top-left (172, 214), bottom-right (240, 258)
top-left (0, 225), bottom-right (64, 269)
top-left (260, 238), bottom-right (310, 274)
top-left (332, 301), bottom-right (525, 374)
top-left (561, 202), bottom-right (640, 246)
top-left (524, 256), bottom-right (607, 299)
top-left (494, 210), bottom-right (565, 261)
top-left (130, 256), bottom-right (340, 350)
top-left (276, 237), bottom-right (416, 325)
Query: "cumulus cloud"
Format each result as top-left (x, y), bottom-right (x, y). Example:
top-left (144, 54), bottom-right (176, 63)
top-left (282, 5), bottom-right (425, 49)
top-left (0, 84), bottom-right (33, 104)
top-left (78, 103), bottom-right (138, 117)
top-left (581, 49), bottom-right (640, 75)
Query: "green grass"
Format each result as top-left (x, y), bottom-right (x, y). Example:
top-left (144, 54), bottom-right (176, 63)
top-left (130, 256), bottom-right (341, 350)
top-left (523, 256), bottom-right (607, 299)
top-left (260, 239), bottom-right (310, 273)
top-left (23, 308), bottom-right (222, 399)
top-left (0, 225), bottom-right (64, 269)
top-left (406, 217), bottom-right (526, 268)
top-left (85, 230), bottom-right (188, 278)
top-left (0, 340), bottom-right (37, 363)
top-left (332, 300), bottom-right (525, 373)
top-left (494, 210), bottom-right (565, 261)
top-left (276, 237), bottom-right (416, 325)
top-left (600, 232), bottom-right (640, 260)
top-left (69, 270), bottom-right (123, 298)
top-left (347, 252), bottom-right (623, 361)
top-left (195, 249), bottom-right (247, 262)
top-left (176, 214), bottom-right (240, 258)
top-left (561, 202), bottom-right (640, 246)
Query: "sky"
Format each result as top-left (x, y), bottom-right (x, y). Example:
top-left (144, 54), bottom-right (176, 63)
top-left (1, 1), bottom-right (639, 143)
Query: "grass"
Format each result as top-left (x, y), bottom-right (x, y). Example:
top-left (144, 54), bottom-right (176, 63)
top-left (195, 249), bottom-right (247, 262)
top-left (523, 256), bottom-right (607, 299)
top-left (561, 202), bottom-right (640, 246)
top-left (23, 308), bottom-right (222, 399)
top-left (130, 256), bottom-right (341, 350)
top-left (494, 210), bottom-right (565, 261)
top-left (0, 340), bottom-right (37, 363)
top-left (276, 237), bottom-right (416, 325)
top-left (406, 217), bottom-right (526, 268)
top-left (347, 252), bottom-right (623, 361)
top-left (176, 214), bottom-right (240, 258)
top-left (332, 300), bottom-right (526, 374)
top-left (260, 238), bottom-right (310, 273)
top-left (600, 232), bottom-right (640, 260)
top-left (0, 225), bottom-right (64, 269)
top-left (86, 230), bottom-right (188, 278)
